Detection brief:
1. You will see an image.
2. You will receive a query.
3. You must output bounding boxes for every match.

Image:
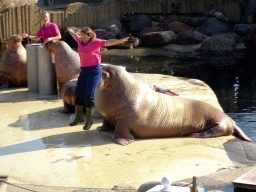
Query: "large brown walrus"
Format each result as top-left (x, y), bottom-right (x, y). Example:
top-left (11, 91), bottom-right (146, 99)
top-left (0, 34), bottom-right (27, 87)
top-left (61, 67), bottom-right (178, 113)
top-left (44, 40), bottom-right (81, 93)
top-left (96, 65), bottom-right (254, 145)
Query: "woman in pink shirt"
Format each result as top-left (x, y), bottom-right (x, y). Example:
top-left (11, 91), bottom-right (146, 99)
top-left (67, 27), bottom-right (129, 130)
top-left (22, 11), bottom-right (61, 43)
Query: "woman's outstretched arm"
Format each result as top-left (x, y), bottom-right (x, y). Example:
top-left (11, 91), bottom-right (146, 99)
top-left (105, 37), bottom-right (129, 47)
top-left (67, 28), bottom-right (79, 40)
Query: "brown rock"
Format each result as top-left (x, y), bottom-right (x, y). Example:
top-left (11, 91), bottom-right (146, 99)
top-left (165, 22), bottom-right (194, 33)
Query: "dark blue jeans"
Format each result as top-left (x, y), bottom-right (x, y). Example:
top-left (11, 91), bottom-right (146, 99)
top-left (75, 64), bottom-right (102, 108)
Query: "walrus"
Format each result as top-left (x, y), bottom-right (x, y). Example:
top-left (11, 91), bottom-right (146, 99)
top-left (0, 34), bottom-right (27, 88)
top-left (96, 65), bottom-right (254, 145)
top-left (44, 40), bottom-right (81, 93)
top-left (61, 74), bottom-right (79, 113)
top-left (61, 68), bottom-right (178, 113)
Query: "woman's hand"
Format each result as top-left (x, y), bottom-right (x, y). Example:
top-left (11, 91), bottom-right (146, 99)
top-left (44, 33), bottom-right (61, 43)
top-left (121, 37), bottom-right (130, 43)
top-left (21, 33), bottom-right (29, 38)
top-left (44, 37), bottom-right (52, 43)
top-left (67, 28), bottom-right (75, 33)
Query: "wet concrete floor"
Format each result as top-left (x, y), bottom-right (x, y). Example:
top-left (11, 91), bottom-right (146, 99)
top-left (1, 73), bottom-right (256, 190)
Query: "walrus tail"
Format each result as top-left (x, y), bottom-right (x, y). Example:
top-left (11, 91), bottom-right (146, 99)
top-left (234, 126), bottom-right (254, 142)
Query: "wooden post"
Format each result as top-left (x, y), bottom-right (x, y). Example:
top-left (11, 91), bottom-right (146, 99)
top-left (6, 10), bottom-right (9, 39)
top-left (28, 5), bottom-right (32, 36)
top-left (10, 7), bottom-right (13, 36)
top-left (21, 5), bottom-right (25, 35)
top-left (2, 14), bottom-right (6, 41)
top-left (25, 4), bottom-right (29, 35)
top-left (0, 15), bottom-right (2, 42)
top-left (190, 176), bottom-right (199, 192)
top-left (17, 6), bottom-right (22, 35)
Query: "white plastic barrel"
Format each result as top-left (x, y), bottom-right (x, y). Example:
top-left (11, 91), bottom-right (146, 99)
top-left (26, 43), bottom-right (41, 93)
top-left (37, 45), bottom-right (57, 95)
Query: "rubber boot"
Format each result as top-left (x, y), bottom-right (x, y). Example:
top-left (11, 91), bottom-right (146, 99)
top-left (69, 105), bottom-right (84, 126)
top-left (83, 107), bottom-right (95, 130)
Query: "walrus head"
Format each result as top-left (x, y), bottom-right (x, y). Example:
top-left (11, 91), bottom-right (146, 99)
top-left (98, 65), bottom-right (127, 91)
top-left (44, 40), bottom-right (71, 54)
top-left (61, 75), bottom-right (79, 106)
top-left (8, 34), bottom-right (23, 50)
top-left (98, 65), bottom-right (113, 90)
top-left (44, 40), bottom-right (58, 51)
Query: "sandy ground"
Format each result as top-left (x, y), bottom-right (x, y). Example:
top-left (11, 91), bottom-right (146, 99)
top-left (0, 72), bottom-right (256, 191)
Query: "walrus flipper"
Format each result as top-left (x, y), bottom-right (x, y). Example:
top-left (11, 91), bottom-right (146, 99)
top-left (0, 71), bottom-right (10, 87)
top-left (185, 125), bottom-right (228, 138)
top-left (99, 117), bottom-right (115, 132)
top-left (113, 121), bottom-right (135, 145)
top-left (234, 126), bottom-right (254, 142)
top-left (186, 125), bottom-right (254, 143)
top-left (113, 135), bottom-right (135, 145)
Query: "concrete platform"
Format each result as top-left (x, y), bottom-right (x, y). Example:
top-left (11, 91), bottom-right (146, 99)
top-left (0, 73), bottom-right (256, 191)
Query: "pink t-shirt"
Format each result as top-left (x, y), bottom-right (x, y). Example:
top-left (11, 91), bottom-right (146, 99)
top-left (37, 22), bottom-right (60, 43)
top-left (76, 36), bottom-right (106, 67)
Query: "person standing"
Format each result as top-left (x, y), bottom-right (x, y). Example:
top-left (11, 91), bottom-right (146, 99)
top-left (21, 11), bottom-right (61, 43)
top-left (67, 27), bottom-right (129, 130)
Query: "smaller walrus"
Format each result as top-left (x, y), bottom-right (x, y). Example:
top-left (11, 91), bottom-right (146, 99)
top-left (96, 65), bottom-right (254, 145)
top-left (0, 34), bottom-right (27, 88)
top-left (61, 74), bottom-right (79, 113)
top-left (61, 68), bottom-right (178, 113)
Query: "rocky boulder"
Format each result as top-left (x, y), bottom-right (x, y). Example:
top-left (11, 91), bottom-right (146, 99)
top-left (196, 18), bottom-right (232, 36)
top-left (140, 26), bottom-right (161, 35)
top-left (140, 31), bottom-right (176, 46)
top-left (90, 19), bottom-right (122, 36)
top-left (184, 16), bottom-right (208, 28)
top-left (138, 181), bottom-right (162, 192)
top-left (129, 14), bottom-right (152, 33)
top-left (241, 0), bottom-right (256, 24)
top-left (200, 33), bottom-right (239, 53)
top-left (164, 21), bottom-right (194, 33)
top-left (244, 28), bottom-right (256, 51)
top-left (94, 29), bottom-right (115, 40)
top-left (234, 24), bottom-right (256, 37)
top-left (174, 30), bottom-right (208, 45)
top-left (156, 18), bottom-right (173, 30)
top-left (116, 31), bottom-right (132, 39)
